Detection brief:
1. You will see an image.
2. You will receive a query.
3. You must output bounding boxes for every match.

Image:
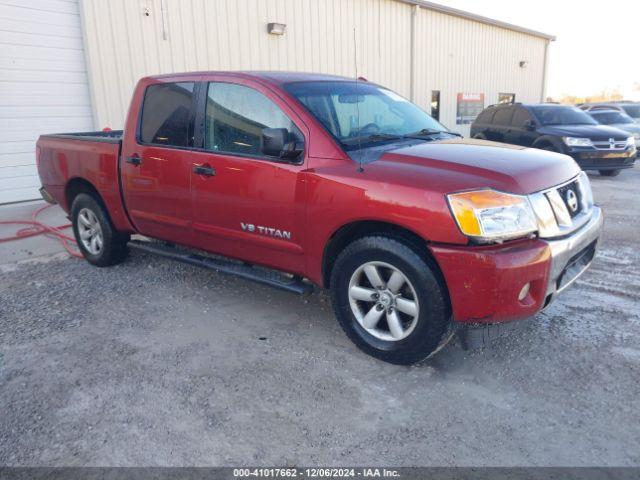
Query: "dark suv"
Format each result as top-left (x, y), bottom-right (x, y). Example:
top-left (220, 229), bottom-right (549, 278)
top-left (471, 103), bottom-right (637, 176)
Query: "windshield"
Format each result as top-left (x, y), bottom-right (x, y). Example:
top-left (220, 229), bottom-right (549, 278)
top-left (531, 106), bottom-right (598, 126)
top-left (591, 111), bottom-right (634, 125)
top-left (621, 104), bottom-right (640, 119)
top-left (284, 81), bottom-right (450, 150)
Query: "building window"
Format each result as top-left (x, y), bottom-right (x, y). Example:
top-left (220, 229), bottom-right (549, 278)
top-left (499, 93), bottom-right (515, 104)
top-left (431, 90), bottom-right (440, 120)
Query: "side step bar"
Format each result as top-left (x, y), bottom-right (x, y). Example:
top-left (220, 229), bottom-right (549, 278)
top-left (128, 240), bottom-right (314, 295)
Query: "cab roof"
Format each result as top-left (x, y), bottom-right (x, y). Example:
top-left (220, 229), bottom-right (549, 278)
top-left (147, 71), bottom-right (357, 86)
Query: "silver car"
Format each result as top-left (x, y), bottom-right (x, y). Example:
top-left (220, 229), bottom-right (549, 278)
top-left (580, 102), bottom-right (640, 123)
top-left (586, 109), bottom-right (640, 148)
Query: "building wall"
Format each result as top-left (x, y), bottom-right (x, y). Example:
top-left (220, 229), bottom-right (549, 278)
top-left (413, 7), bottom-right (548, 132)
top-left (0, 0), bottom-right (93, 203)
top-left (81, 0), bottom-right (548, 136)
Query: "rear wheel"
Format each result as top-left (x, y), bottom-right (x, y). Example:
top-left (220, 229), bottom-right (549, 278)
top-left (71, 193), bottom-right (129, 266)
top-left (330, 236), bottom-right (451, 364)
top-left (599, 169), bottom-right (621, 177)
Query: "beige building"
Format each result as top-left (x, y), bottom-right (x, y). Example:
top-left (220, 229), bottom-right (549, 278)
top-left (0, 0), bottom-right (554, 203)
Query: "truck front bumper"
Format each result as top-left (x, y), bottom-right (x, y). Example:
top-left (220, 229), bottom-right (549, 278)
top-left (429, 206), bottom-right (603, 329)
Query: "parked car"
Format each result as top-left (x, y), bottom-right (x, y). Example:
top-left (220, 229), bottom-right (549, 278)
top-left (36, 72), bottom-right (602, 364)
top-left (586, 109), bottom-right (640, 148)
top-left (579, 102), bottom-right (640, 123)
top-left (471, 103), bottom-right (636, 176)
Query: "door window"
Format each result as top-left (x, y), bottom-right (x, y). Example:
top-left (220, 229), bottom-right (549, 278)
top-left (475, 108), bottom-right (495, 124)
top-left (139, 82), bottom-right (195, 147)
top-left (511, 108), bottom-right (533, 128)
top-left (492, 107), bottom-right (514, 126)
top-left (204, 82), bottom-right (301, 157)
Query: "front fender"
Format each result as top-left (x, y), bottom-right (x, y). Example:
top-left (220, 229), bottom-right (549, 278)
top-left (532, 135), bottom-right (565, 152)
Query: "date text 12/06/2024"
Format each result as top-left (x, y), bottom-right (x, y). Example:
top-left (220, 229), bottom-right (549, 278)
top-left (233, 468), bottom-right (400, 478)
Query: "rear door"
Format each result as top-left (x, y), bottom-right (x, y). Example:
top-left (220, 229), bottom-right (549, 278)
top-left (120, 81), bottom-right (196, 243)
top-left (489, 106), bottom-right (514, 143)
top-left (188, 79), bottom-right (309, 274)
top-left (506, 107), bottom-right (537, 147)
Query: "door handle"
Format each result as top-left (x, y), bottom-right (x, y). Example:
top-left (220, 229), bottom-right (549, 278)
top-left (193, 164), bottom-right (215, 176)
top-left (126, 155), bottom-right (142, 166)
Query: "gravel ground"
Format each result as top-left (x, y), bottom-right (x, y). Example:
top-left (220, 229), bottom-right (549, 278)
top-left (1, 167), bottom-right (639, 466)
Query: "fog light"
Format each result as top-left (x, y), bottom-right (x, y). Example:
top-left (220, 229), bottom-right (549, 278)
top-left (518, 282), bottom-right (531, 301)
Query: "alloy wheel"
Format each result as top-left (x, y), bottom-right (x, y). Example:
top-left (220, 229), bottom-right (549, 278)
top-left (348, 261), bottom-right (420, 341)
top-left (77, 208), bottom-right (104, 255)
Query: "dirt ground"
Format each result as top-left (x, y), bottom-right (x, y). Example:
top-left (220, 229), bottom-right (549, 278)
top-left (1, 166), bottom-right (639, 466)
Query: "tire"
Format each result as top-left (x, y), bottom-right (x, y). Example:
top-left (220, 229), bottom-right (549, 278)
top-left (599, 169), bottom-right (620, 177)
top-left (330, 236), bottom-right (451, 365)
top-left (70, 193), bottom-right (129, 267)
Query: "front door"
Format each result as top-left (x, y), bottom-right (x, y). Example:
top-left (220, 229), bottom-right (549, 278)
top-left (121, 81), bottom-right (196, 244)
top-left (189, 80), bottom-right (308, 274)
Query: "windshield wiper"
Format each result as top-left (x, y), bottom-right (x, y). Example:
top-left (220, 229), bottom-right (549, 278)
top-left (362, 133), bottom-right (403, 141)
top-left (345, 133), bottom-right (403, 147)
top-left (544, 122), bottom-right (593, 126)
top-left (403, 128), bottom-right (462, 139)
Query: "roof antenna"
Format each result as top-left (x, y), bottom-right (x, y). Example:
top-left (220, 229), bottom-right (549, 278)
top-left (353, 28), bottom-right (364, 173)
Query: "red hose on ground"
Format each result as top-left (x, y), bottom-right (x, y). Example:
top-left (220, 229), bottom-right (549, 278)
top-left (0, 204), bottom-right (83, 258)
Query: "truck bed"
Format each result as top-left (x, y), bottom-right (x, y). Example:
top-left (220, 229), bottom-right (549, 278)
top-left (40, 130), bottom-right (123, 143)
top-left (36, 129), bottom-right (133, 232)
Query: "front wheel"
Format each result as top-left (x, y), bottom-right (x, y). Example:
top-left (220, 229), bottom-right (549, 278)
top-left (538, 144), bottom-right (560, 152)
top-left (330, 236), bottom-right (451, 364)
top-left (599, 169), bottom-right (621, 177)
top-left (71, 193), bottom-right (129, 267)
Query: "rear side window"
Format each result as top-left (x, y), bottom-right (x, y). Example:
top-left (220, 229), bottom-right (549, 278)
top-left (475, 108), bottom-right (494, 124)
top-left (511, 108), bottom-right (533, 128)
top-left (621, 104), bottom-right (640, 118)
top-left (204, 82), bottom-right (301, 157)
top-left (493, 107), bottom-right (514, 126)
top-left (139, 82), bottom-right (195, 147)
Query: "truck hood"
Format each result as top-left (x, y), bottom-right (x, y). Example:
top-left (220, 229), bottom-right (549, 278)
top-left (372, 138), bottom-right (580, 195)
top-left (537, 123), bottom-right (631, 140)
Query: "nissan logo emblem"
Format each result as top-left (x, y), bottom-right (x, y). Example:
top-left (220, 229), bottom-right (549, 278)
top-left (565, 189), bottom-right (578, 213)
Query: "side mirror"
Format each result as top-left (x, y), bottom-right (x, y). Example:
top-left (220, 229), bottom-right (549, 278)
top-left (524, 120), bottom-right (536, 131)
top-left (261, 128), bottom-right (303, 160)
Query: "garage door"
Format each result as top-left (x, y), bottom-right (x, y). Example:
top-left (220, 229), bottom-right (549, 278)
top-left (0, 0), bottom-right (94, 204)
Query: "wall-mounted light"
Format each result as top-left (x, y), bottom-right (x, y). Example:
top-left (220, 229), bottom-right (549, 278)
top-left (519, 60), bottom-right (529, 68)
top-left (267, 23), bottom-right (286, 35)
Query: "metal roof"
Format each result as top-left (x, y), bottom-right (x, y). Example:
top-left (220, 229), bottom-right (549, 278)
top-left (397, 0), bottom-right (556, 41)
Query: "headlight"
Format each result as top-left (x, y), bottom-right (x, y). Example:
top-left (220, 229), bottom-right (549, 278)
top-left (627, 136), bottom-right (636, 146)
top-left (447, 190), bottom-right (537, 242)
top-left (562, 137), bottom-right (593, 147)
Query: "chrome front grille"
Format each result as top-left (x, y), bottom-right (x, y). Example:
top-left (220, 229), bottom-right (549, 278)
top-left (556, 181), bottom-right (582, 218)
top-left (528, 172), bottom-right (594, 239)
top-left (592, 139), bottom-right (627, 150)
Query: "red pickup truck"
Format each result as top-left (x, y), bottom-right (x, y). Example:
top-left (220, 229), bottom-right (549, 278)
top-left (37, 72), bottom-right (603, 364)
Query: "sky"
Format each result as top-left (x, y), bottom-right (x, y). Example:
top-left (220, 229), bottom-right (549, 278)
top-left (435, 0), bottom-right (640, 99)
